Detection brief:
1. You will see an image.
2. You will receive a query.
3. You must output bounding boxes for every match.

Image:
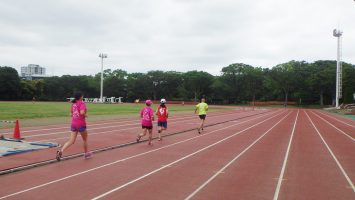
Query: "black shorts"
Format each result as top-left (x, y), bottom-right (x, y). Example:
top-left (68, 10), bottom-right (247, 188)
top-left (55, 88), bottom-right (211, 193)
top-left (199, 115), bottom-right (206, 120)
top-left (142, 125), bottom-right (153, 130)
top-left (157, 121), bottom-right (168, 128)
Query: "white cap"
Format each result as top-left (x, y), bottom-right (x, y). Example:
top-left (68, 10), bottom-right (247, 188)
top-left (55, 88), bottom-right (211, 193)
top-left (160, 98), bottom-right (166, 104)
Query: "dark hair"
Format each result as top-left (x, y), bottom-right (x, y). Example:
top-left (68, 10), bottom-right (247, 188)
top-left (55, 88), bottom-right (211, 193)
top-left (72, 92), bottom-right (83, 103)
top-left (160, 103), bottom-right (166, 107)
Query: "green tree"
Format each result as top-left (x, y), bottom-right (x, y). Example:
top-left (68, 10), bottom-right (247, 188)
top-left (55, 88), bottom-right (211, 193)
top-left (267, 61), bottom-right (299, 106)
top-left (181, 71), bottom-right (214, 102)
top-left (0, 66), bottom-right (21, 100)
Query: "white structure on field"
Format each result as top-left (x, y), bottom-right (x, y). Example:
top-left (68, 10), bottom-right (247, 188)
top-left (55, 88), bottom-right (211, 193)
top-left (67, 97), bottom-right (123, 103)
top-left (21, 64), bottom-right (47, 80)
top-left (99, 53), bottom-right (108, 103)
top-left (333, 29), bottom-right (343, 108)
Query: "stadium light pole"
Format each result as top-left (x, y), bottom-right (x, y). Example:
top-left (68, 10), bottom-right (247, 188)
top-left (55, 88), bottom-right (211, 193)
top-left (333, 29), bottom-right (342, 108)
top-left (99, 53), bottom-right (108, 103)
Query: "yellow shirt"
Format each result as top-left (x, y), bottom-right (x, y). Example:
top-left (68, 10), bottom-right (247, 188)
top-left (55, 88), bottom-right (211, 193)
top-left (196, 102), bottom-right (208, 115)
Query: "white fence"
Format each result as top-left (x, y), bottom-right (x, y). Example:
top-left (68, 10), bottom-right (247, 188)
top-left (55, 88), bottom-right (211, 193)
top-left (66, 97), bottom-right (123, 104)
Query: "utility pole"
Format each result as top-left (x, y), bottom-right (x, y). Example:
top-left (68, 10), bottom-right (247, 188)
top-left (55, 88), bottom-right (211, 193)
top-left (99, 53), bottom-right (108, 103)
top-left (333, 29), bottom-right (342, 108)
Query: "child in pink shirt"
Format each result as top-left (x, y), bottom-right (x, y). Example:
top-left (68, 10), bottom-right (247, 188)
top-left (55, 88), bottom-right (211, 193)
top-left (56, 92), bottom-right (92, 161)
top-left (136, 100), bottom-right (154, 145)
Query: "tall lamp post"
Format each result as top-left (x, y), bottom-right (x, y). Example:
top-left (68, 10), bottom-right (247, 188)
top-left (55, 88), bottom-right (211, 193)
top-left (99, 53), bottom-right (108, 103)
top-left (333, 29), bottom-right (342, 108)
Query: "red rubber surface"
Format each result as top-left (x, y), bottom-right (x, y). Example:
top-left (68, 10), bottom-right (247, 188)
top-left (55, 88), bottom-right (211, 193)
top-left (0, 108), bottom-right (353, 200)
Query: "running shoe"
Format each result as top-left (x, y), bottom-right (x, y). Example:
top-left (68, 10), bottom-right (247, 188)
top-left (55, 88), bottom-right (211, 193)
top-left (197, 128), bottom-right (201, 134)
top-left (136, 136), bottom-right (141, 143)
top-left (56, 150), bottom-right (62, 161)
top-left (84, 152), bottom-right (93, 159)
top-left (158, 137), bottom-right (162, 141)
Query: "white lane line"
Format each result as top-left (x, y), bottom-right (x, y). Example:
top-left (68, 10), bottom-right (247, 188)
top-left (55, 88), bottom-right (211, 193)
top-left (310, 111), bottom-right (355, 142)
top-left (273, 109), bottom-right (299, 200)
top-left (184, 111), bottom-right (293, 200)
top-left (305, 111), bottom-right (355, 193)
top-left (91, 111), bottom-right (288, 200)
top-left (0, 110), bottom-right (283, 200)
top-left (1, 110), bottom-right (241, 135)
top-left (32, 110), bottom-right (275, 142)
top-left (14, 111), bottom-right (249, 138)
top-left (316, 110), bottom-right (355, 128)
top-left (0, 111), bottom-right (211, 134)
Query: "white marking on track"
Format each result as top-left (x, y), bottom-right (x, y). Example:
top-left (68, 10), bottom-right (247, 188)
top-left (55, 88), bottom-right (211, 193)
top-left (315, 110), bottom-right (355, 128)
top-left (305, 111), bottom-right (355, 193)
top-left (310, 111), bottom-right (355, 142)
top-left (91, 111), bottom-right (287, 200)
top-left (1, 111), bottom-right (240, 135)
top-left (273, 109), bottom-right (299, 200)
top-left (185, 111), bottom-right (293, 200)
top-left (0, 110), bottom-right (284, 200)
top-left (7, 111), bottom-right (250, 138)
top-left (32, 111), bottom-right (274, 142)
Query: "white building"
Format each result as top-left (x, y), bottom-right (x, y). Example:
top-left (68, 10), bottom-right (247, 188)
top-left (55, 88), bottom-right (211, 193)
top-left (21, 64), bottom-right (47, 80)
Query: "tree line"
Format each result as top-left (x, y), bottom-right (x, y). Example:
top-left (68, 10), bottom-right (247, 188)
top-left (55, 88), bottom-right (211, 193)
top-left (0, 60), bottom-right (354, 105)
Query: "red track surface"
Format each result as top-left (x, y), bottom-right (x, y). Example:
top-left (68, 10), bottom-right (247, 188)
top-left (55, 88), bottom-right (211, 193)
top-left (0, 108), bottom-right (354, 200)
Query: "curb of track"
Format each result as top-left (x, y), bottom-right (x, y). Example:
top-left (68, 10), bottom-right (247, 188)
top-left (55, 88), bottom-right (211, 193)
top-left (0, 110), bottom-right (272, 176)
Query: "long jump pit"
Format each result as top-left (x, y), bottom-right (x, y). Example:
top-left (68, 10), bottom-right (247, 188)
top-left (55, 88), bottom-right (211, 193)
top-left (0, 137), bottom-right (58, 157)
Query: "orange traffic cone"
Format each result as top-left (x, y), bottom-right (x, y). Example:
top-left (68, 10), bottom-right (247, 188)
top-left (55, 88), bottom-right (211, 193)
top-left (13, 119), bottom-right (23, 140)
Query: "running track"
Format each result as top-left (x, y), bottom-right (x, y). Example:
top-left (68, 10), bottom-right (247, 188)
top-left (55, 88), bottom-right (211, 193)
top-left (0, 108), bottom-right (354, 199)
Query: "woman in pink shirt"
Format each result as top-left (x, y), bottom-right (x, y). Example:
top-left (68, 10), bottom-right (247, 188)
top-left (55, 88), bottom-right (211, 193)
top-left (136, 100), bottom-right (154, 145)
top-left (56, 92), bottom-right (92, 161)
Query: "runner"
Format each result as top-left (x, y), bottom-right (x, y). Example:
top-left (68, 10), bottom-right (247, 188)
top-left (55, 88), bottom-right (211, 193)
top-left (136, 100), bottom-right (154, 145)
top-left (156, 98), bottom-right (168, 141)
top-left (56, 92), bottom-right (92, 161)
top-left (194, 98), bottom-right (208, 134)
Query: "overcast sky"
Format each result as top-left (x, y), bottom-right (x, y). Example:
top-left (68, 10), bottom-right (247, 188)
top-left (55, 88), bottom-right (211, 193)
top-left (0, 0), bottom-right (354, 76)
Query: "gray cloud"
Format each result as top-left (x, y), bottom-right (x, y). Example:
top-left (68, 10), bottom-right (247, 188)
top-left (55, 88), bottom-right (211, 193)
top-left (0, 0), bottom-right (354, 76)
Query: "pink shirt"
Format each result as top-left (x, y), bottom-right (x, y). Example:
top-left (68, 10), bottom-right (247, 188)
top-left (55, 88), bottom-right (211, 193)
top-left (140, 107), bottom-right (154, 126)
top-left (71, 100), bottom-right (87, 128)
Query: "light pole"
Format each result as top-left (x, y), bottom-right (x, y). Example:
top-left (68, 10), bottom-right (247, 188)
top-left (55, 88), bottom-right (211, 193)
top-left (333, 29), bottom-right (342, 108)
top-left (99, 53), bottom-right (108, 103)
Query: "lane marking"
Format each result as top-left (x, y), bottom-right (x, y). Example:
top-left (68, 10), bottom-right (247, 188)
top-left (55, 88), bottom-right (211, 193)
top-left (310, 111), bottom-right (355, 142)
top-left (273, 109), bottom-right (299, 200)
top-left (185, 111), bottom-right (293, 200)
top-left (305, 111), bottom-right (355, 193)
top-left (0, 110), bottom-right (283, 200)
top-left (1, 110), bottom-right (242, 135)
top-left (18, 111), bottom-right (253, 138)
top-left (32, 111), bottom-right (273, 142)
top-left (91, 111), bottom-right (289, 200)
top-left (316, 110), bottom-right (355, 128)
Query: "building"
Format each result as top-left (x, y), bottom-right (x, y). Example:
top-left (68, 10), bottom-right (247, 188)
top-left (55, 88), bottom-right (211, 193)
top-left (21, 64), bottom-right (47, 80)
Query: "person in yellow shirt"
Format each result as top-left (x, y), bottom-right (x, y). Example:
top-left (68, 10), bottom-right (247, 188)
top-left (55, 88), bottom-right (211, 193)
top-left (194, 98), bottom-right (208, 134)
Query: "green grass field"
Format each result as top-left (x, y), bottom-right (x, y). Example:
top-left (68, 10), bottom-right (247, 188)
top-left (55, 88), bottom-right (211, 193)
top-left (0, 102), bottom-right (230, 128)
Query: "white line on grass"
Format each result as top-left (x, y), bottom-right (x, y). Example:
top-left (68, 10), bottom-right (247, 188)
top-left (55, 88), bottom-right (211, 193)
top-left (305, 111), bottom-right (355, 193)
top-left (0, 110), bottom-right (283, 200)
top-left (184, 111), bottom-right (293, 200)
top-left (273, 109), bottom-right (299, 200)
top-left (91, 111), bottom-right (289, 200)
top-left (311, 111), bottom-right (355, 142)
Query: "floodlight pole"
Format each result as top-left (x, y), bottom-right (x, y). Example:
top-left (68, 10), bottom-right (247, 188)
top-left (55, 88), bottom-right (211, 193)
top-left (99, 53), bottom-right (108, 103)
top-left (333, 29), bottom-right (342, 108)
